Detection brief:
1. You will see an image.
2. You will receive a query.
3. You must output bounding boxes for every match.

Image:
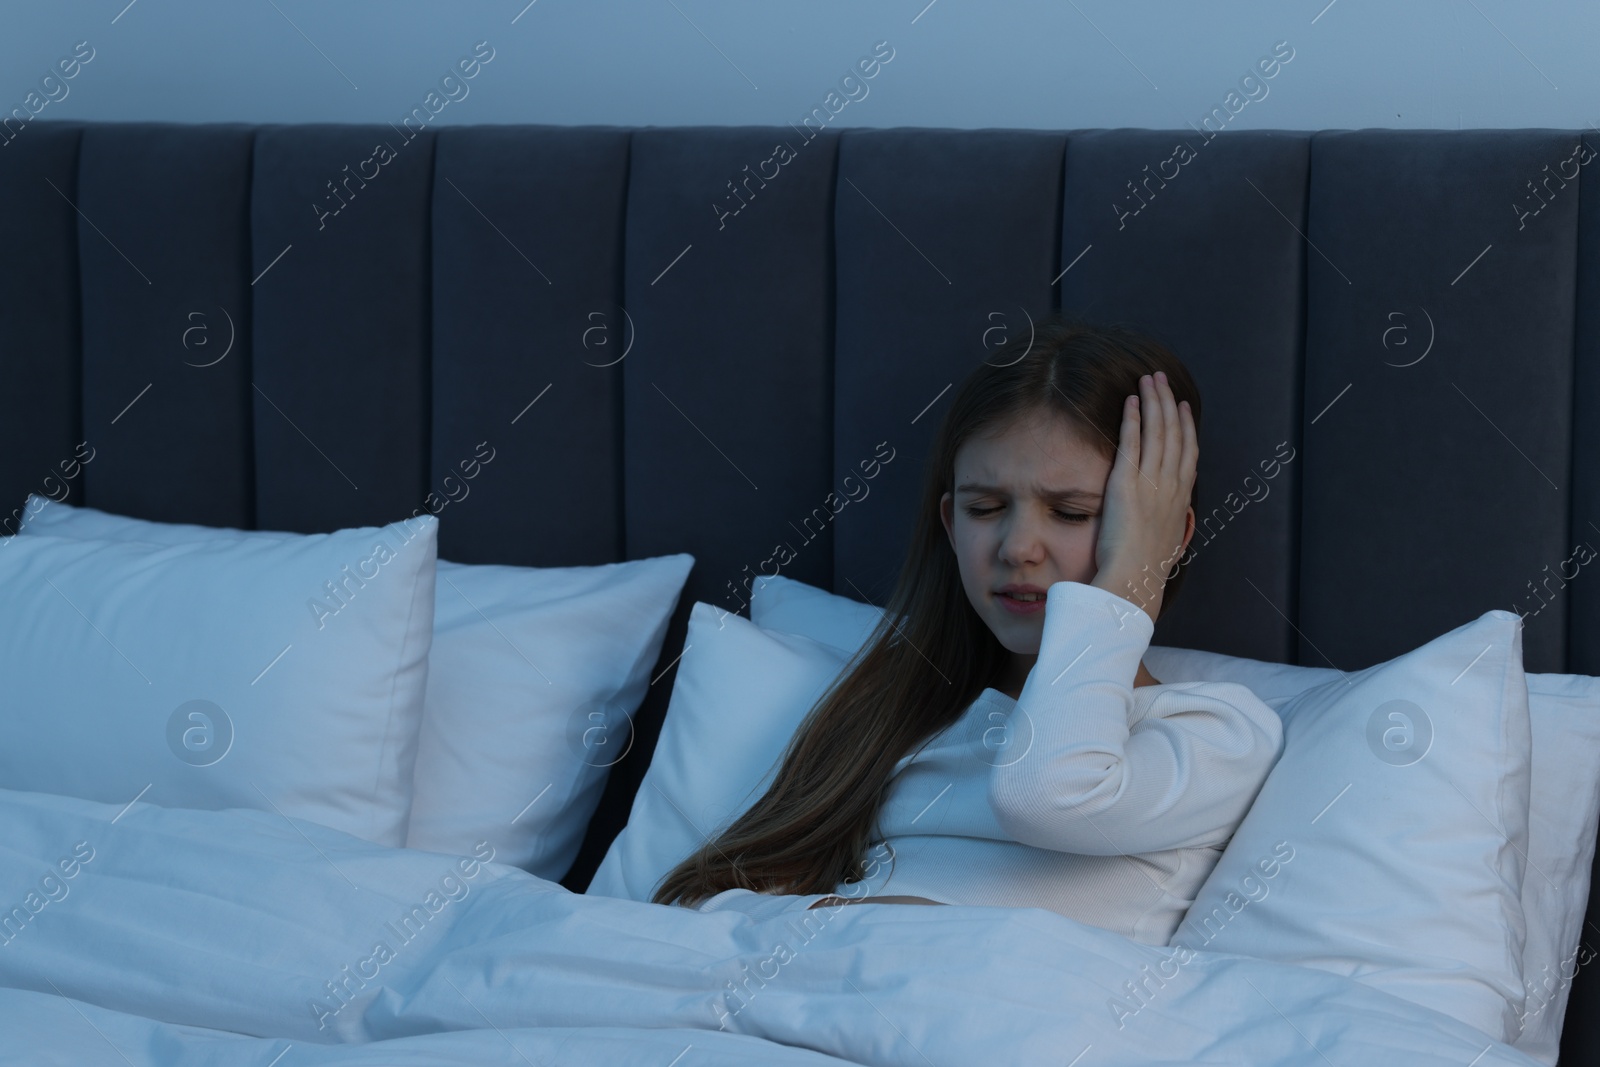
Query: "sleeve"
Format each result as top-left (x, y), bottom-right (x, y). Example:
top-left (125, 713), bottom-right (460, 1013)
top-left (986, 579), bottom-right (1284, 856)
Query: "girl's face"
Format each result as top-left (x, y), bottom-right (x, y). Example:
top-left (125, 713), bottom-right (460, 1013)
top-left (939, 409), bottom-right (1109, 661)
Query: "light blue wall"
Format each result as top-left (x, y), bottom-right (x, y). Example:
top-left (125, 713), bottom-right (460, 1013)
top-left (2, 1), bottom-right (1595, 132)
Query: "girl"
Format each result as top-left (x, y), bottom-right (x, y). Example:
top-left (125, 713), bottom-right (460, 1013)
top-left (652, 316), bottom-right (1284, 945)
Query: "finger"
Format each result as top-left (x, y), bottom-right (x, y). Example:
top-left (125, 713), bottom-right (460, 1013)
top-left (1155, 371), bottom-right (1180, 487)
top-left (1139, 373), bottom-right (1162, 482)
top-left (1179, 398), bottom-right (1199, 486)
top-left (1117, 392), bottom-right (1140, 481)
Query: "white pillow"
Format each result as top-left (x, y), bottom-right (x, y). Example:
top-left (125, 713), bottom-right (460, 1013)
top-left (1173, 607), bottom-right (1532, 1044)
top-left (0, 517), bottom-right (437, 846)
top-left (586, 601), bottom-right (852, 902)
top-left (1140, 642), bottom-right (1600, 1065)
top-left (750, 574), bottom-right (887, 656)
top-left (407, 554), bottom-right (692, 878)
top-left (15, 495), bottom-right (693, 879)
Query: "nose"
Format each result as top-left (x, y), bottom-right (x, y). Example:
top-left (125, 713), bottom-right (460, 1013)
top-left (996, 507), bottom-right (1046, 569)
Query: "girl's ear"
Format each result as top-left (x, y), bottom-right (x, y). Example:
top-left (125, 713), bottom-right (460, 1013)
top-left (1181, 506), bottom-right (1196, 555)
top-left (939, 491), bottom-right (957, 551)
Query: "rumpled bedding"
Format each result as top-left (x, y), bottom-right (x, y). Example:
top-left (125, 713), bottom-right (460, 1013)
top-left (0, 787), bottom-right (1539, 1066)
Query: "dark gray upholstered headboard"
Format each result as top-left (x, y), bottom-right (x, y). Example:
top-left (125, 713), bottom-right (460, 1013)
top-left (3, 121), bottom-right (1597, 1056)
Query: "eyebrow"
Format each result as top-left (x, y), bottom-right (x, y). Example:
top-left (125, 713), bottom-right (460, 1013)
top-left (955, 482), bottom-right (1103, 502)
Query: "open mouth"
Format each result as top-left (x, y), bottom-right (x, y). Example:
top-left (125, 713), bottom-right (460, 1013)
top-left (996, 591), bottom-right (1046, 614)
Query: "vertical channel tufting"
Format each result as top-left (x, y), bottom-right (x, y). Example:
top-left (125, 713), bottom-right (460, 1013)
top-left (622, 126), bottom-right (838, 616)
top-left (0, 122), bottom-right (82, 532)
top-left (251, 125), bottom-right (435, 534)
top-left (75, 122), bottom-right (256, 527)
top-left (832, 128), bottom-right (1064, 608)
top-left (1058, 128), bottom-right (1310, 664)
top-left (1570, 128), bottom-right (1600, 679)
top-left (1301, 130), bottom-right (1578, 674)
top-left (431, 125), bottom-right (631, 566)
top-left (1549, 126), bottom-right (1599, 1067)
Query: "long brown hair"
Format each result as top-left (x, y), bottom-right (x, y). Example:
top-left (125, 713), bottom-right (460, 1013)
top-left (652, 314), bottom-right (1204, 906)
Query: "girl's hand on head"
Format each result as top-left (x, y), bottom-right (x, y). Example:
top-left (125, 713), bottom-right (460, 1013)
top-left (1090, 370), bottom-right (1198, 621)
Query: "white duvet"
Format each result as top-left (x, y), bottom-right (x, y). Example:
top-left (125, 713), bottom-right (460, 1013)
top-left (0, 787), bottom-right (1540, 1066)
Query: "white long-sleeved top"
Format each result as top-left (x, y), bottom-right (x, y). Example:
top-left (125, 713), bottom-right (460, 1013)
top-left (794, 579), bottom-right (1285, 944)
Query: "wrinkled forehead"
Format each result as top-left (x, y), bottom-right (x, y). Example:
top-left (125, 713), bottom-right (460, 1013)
top-left (953, 410), bottom-right (1111, 489)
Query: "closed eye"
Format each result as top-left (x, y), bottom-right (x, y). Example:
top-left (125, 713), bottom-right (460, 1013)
top-left (964, 505), bottom-right (1091, 523)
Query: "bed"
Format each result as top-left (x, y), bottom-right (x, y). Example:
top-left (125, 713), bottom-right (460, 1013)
top-left (0, 119), bottom-right (1597, 1066)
